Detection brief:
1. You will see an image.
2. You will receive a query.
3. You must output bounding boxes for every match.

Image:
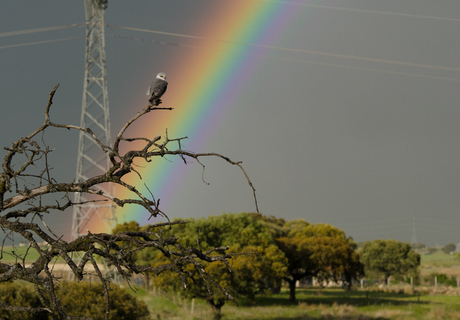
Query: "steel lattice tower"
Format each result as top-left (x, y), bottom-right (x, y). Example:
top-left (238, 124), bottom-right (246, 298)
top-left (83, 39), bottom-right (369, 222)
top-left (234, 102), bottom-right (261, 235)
top-left (411, 213), bottom-right (417, 248)
top-left (71, 0), bottom-right (116, 240)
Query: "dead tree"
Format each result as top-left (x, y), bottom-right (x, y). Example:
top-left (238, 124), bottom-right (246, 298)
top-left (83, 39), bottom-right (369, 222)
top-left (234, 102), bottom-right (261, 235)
top-left (0, 84), bottom-right (258, 320)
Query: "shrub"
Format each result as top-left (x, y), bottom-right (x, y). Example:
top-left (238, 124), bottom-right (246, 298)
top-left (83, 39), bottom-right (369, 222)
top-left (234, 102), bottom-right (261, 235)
top-left (58, 281), bottom-right (150, 320)
top-left (0, 281), bottom-right (150, 320)
top-left (0, 281), bottom-right (48, 320)
top-left (425, 273), bottom-right (458, 287)
top-left (442, 243), bottom-right (456, 254)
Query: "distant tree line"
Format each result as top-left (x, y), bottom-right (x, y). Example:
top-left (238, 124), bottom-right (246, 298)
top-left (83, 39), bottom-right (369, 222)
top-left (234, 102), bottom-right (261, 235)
top-left (412, 242), bottom-right (456, 255)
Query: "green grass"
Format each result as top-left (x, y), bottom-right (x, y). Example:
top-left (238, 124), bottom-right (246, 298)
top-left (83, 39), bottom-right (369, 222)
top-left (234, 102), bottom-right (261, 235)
top-left (0, 246), bottom-right (67, 263)
top-left (130, 287), bottom-right (212, 320)
top-left (421, 252), bottom-right (460, 268)
top-left (0, 246), bottom-right (43, 262)
top-left (131, 287), bottom-right (460, 320)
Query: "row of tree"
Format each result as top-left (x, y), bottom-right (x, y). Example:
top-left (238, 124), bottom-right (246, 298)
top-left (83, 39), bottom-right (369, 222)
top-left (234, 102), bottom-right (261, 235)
top-left (412, 242), bottom-right (457, 255)
top-left (113, 213), bottom-right (420, 317)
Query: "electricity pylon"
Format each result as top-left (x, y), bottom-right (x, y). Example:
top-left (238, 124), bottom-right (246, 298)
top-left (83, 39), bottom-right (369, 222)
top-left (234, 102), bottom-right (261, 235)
top-left (411, 213), bottom-right (417, 248)
top-left (71, 0), bottom-right (116, 240)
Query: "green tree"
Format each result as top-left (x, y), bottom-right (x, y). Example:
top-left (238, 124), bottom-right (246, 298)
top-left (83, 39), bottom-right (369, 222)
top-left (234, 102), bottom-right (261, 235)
top-left (279, 222), bottom-right (362, 300)
top-left (134, 213), bottom-right (286, 319)
top-left (413, 243), bottom-right (426, 250)
top-left (111, 221), bottom-right (143, 262)
top-left (360, 239), bottom-right (420, 285)
top-left (112, 220), bottom-right (142, 234)
top-left (427, 247), bottom-right (438, 254)
top-left (253, 214), bottom-right (363, 301)
top-left (442, 243), bottom-right (456, 254)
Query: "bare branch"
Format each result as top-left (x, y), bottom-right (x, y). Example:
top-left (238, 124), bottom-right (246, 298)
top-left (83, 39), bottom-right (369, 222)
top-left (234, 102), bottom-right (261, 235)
top-left (0, 85), bottom-right (258, 318)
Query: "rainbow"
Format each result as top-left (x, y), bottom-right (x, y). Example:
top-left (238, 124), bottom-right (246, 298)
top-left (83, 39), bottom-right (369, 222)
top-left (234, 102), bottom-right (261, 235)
top-left (93, 1), bottom-right (300, 231)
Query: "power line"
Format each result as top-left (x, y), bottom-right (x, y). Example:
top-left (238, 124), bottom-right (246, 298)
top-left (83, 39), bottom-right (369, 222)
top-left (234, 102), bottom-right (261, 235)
top-left (108, 31), bottom-right (460, 82)
top-left (252, 0), bottom-right (460, 23)
top-left (0, 23), bottom-right (84, 38)
top-left (4, 28), bottom-right (460, 83)
top-left (335, 217), bottom-right (410, 227)
top-left (411, 214), bottom-right (417, 246)
top-left (3, 22), bottom-right (460, 82)
top-left (417, 216), bottom-right (460, 223)
top-left (106, 34), bottom-right (201, 50)
top-left (106, 24), bottom-right (460, 74)
top-left (256, 52), bottom-right (460, 82)
top-left (2, 21), bottom-right (458, 75)
top-left (0, 36), bottom-right (83, 50)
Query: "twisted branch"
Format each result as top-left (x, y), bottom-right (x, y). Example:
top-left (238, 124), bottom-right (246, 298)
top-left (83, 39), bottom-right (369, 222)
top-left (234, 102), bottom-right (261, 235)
top-left (0, 85), bottom-right (258, 319)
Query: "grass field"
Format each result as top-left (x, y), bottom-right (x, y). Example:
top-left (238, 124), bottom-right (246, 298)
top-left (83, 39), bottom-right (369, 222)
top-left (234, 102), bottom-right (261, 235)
top-left (2, 247), bottom-right (460, 319)
top-left (419, 251), bottom-right (460, 281)
top-left (131, 287), bottom-right (460, 320)
top-left (128, 252), bottom-right (460, 320)
top-left (421, 252), bottom-right (460, 268)
top-left (0, 246), bottom-right (67, 264)
top-left (0, 245), bottom-right (43, 262)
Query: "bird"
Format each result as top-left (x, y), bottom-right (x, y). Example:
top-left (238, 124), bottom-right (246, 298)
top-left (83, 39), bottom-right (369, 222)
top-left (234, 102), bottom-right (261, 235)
top-left (147, 72), bottom-right (168, 105)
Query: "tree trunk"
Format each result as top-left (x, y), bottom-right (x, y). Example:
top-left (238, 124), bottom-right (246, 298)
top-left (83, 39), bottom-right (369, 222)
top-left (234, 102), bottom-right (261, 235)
top-left (288, 279), bottom-right (297, 302)
top-left (146, 273), bottom-right (150, 292)
top-left (345, 281), bottom-right (352, 291)
top-left (207, 297), bottom-right (225, 320)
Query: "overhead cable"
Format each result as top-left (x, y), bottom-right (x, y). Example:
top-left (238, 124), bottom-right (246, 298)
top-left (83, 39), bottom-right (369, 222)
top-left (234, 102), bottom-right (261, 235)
top-left (108, 29), bottom-right (460, 82)
top-left (0, 37), bottom-right (83, 50)
top-left (255, 0), bottom-right (460, 22)
top-left (106, 24), bottom-right (460, 74)
top-left (0, 23), bottom-right (85, 38)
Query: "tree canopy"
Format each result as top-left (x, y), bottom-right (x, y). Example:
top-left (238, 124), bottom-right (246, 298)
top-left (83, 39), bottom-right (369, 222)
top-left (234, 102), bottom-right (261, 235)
top-left (360, 239), bottom-right (420, 284)
top-left (129, 213), bottom-right (286, 318)
top-left (252, 214), bottom-right (363, 301)
top-left (442, 243), bottom-right (456, 254)
top-left (116, 213), bottom-right (364, 313)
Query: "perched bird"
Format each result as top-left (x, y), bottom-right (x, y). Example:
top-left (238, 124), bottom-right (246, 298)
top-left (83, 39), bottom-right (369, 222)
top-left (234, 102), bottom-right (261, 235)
top-left (147, 72), bottom-right (168, 105)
